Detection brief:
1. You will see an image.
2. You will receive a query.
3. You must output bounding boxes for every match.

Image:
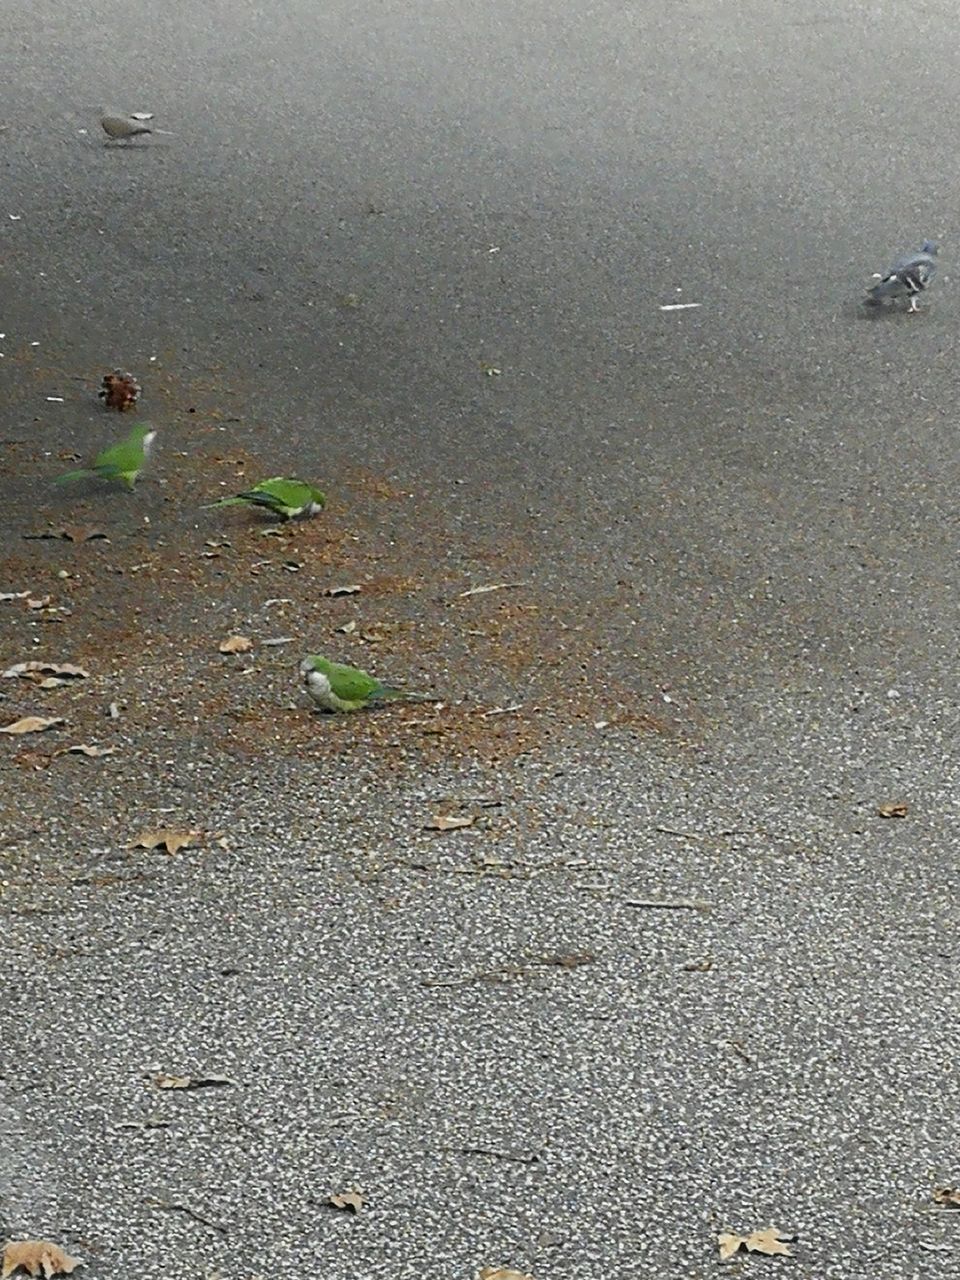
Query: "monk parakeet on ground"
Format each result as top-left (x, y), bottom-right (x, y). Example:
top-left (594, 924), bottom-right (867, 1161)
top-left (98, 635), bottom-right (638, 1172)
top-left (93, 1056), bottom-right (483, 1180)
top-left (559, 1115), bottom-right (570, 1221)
top-left (56, 423), bottom-right (156, 490)
top-left (207, 477), bottom-right (326, 520)
top-left (299, 655), bottom-right (433, 712)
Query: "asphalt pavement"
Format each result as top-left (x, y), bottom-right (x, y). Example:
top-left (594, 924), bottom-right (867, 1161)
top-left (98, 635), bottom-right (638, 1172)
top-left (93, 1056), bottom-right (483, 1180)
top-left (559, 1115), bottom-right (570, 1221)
top-left (2, 1), bottom-right (960, 1277)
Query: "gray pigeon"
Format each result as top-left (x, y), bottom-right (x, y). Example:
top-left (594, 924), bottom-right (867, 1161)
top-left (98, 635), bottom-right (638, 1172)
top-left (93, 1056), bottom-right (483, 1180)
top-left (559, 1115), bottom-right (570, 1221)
top-left (866, 240), bottom-right (938, 312)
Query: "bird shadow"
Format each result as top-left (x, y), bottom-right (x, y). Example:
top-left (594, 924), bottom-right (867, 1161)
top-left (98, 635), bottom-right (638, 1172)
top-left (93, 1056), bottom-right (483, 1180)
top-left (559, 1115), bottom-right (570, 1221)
top-left (854, 299), bottom-right (919, 323)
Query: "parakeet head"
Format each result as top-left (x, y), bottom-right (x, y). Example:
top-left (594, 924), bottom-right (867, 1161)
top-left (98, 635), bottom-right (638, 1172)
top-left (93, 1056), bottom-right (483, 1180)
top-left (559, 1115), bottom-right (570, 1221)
top-left (299, 655), bottom-right (328, 676)
top-left (129, 423), bottom-right (157, 451)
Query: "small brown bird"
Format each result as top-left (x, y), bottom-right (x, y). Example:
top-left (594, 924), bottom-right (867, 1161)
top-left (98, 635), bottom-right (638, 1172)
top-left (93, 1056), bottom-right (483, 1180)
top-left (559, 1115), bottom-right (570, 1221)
top-left (100, 115), bottom-right (153, 142)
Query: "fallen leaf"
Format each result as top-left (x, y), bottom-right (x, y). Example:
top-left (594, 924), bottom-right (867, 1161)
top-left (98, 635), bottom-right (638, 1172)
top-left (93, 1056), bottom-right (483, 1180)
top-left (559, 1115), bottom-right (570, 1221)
top-left (424, 814), bottom-right (476, 832)
top-left (0, 592), bottom-right (30, 602)
top-left (1, 1240), bottom-right (82, 1277)
top-left (478, 1269), bottom-right (532, 1280)
top-left (878, 801), bottom-right (908, 818)
top-left (324, 584), bottom-right (361, 597)
top-left (479, 362), bottom-right (502, 377)
top-left (23, 526), bottom-right (107, 542)
top-left (718, 1228), bottom-right (794, 1260)
top-left (153, 1072), bottom-right (234, 1090)
top-left (336, 621), bottom-right (357, 634)
top-left (2, 662), bottom-right (88, 683)
top-left (0, 716), bottom-right (64, 736)
top-left (53, 744), bottom-right (116, 760)
top-left (130, 829), bottom-right (201, 855)
top-left (328, 1190), bottom-right (364, 1213)
top-left (218, 635), bottom-right (253, 654)
top-left (934, 1187), bottom-right (960, 1206)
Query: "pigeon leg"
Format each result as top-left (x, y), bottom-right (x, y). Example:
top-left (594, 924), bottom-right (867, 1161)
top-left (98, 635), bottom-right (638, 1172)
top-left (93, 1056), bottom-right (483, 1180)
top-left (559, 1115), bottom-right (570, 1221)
top-left (908, 296), bottom-right (920, 313)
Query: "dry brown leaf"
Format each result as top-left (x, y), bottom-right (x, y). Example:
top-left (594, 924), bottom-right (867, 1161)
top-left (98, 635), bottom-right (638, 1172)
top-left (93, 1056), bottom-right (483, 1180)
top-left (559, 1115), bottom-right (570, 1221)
top-left (23, 527), bottom-right (108, 543)
top-left (218, 634), bottom-right (253, 654)
top-left (478, 1269), bottom-right (533, 1280)
top-left (0, 716), bottom-right (64, 736)
top-left (323, 584), bottom-right (361, 597)
top-left (53, 744), bottom-right (116, 760)
top-left (878, 801), bottom-right (908, 818)
top-left (934, 1187), bottom-right (960, 1206)
top-left (424, 814), bottom-right (476, 832)
top-left (130, 829), bottom-right (201, 855)
top-left (1, 1239), bottom-right (82, 1277)
top-left (328, 1190), bottom-right (364, 1213)
top-left (153, 1072), bottom-right (233, 1090)
top-left (718, 1228), bottom-right (794, 1260)
top-left (2, 662), bottom-right (89, 683)
top-left (61, 525), bottom-right (108, 544)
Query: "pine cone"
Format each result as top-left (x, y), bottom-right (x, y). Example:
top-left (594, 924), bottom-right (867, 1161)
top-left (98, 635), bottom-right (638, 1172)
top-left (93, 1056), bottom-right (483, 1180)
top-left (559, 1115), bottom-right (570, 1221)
top-left (98, 369), bottom-right (142, 412)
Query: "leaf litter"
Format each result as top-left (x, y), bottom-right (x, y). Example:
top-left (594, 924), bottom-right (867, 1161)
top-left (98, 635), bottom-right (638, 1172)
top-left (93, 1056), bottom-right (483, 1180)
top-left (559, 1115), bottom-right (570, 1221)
top-left (52, 744), bottom-right (116, 760)
top-left (328, 1190), bottom-right (364, 1213)
top-left (424, 814), bottom-right (476, 832)
top-left (130, 829), bottom-right (202, 855)
top-left (877, 801), bottom-right (908, 818)
top-left (22, 527), bottom-right (108, 543)
top-left (718, 1227), bottom-right (795, 1260)
top-left (218, 634), bottom-right (253, 654)
top-left (0, 717), bottom-right (64, 736)
top-left (2, 662), bottom-right (89, 687)
top-left (153, 1072), bottom-right (234, 1091)
top-left (1, 1240), bottom-right (82, 1277)
top-left (478, 1269), bottom-right (533, 1280)
top-left (933, 1187), bottom-right (960, 1206)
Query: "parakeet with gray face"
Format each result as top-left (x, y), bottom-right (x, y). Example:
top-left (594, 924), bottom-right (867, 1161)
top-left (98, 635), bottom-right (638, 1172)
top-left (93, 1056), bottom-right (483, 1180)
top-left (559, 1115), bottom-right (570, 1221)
top-left (206, 477), bottom-right (326, 520)
top-left (299, 655), bottom-right (433, 712)
top-left (56, 423), bottom-right (156, 490)
top-left (866, 240), bottom-right (938, 312)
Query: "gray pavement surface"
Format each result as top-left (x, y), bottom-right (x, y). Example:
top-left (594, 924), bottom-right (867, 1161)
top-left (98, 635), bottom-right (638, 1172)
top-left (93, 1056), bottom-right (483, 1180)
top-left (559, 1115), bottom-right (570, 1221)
top-left (2, 1), bottom-right (960, 1276)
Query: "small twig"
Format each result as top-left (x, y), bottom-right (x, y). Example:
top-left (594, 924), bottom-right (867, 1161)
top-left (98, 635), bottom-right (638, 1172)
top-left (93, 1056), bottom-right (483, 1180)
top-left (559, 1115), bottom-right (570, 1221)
top-left (112, 1118), bottom-right (172, 1133)
top-left (148, 1197), bottom-right (227, 1236)
top-left (457, 581), bottom-right (529, 599)
top-left (655, 825), bottom-right (751, 840)
top-left (480, 703), bottom-right (523, 718)
top-left (624, 897), bottom-right (710, 911)
top-left (727, 1039), bottom-right (754, 1065)
top-left (440, 1144), bottom-right (540, 1164)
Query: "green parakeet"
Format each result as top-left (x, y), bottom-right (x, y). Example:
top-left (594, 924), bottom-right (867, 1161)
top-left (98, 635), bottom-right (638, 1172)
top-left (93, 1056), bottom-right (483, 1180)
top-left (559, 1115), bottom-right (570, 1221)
top-left (299, 655), bottom-right (433, 713)
top-left (56, 423), bottom-right (156, 490)
top-left (206, 477), bottom-right (326, 520)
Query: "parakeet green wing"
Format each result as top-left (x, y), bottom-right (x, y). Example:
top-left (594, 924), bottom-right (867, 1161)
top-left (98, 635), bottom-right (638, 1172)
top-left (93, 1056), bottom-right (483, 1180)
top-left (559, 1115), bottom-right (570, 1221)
top-left (323, 659), bottom-right (393, 702)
